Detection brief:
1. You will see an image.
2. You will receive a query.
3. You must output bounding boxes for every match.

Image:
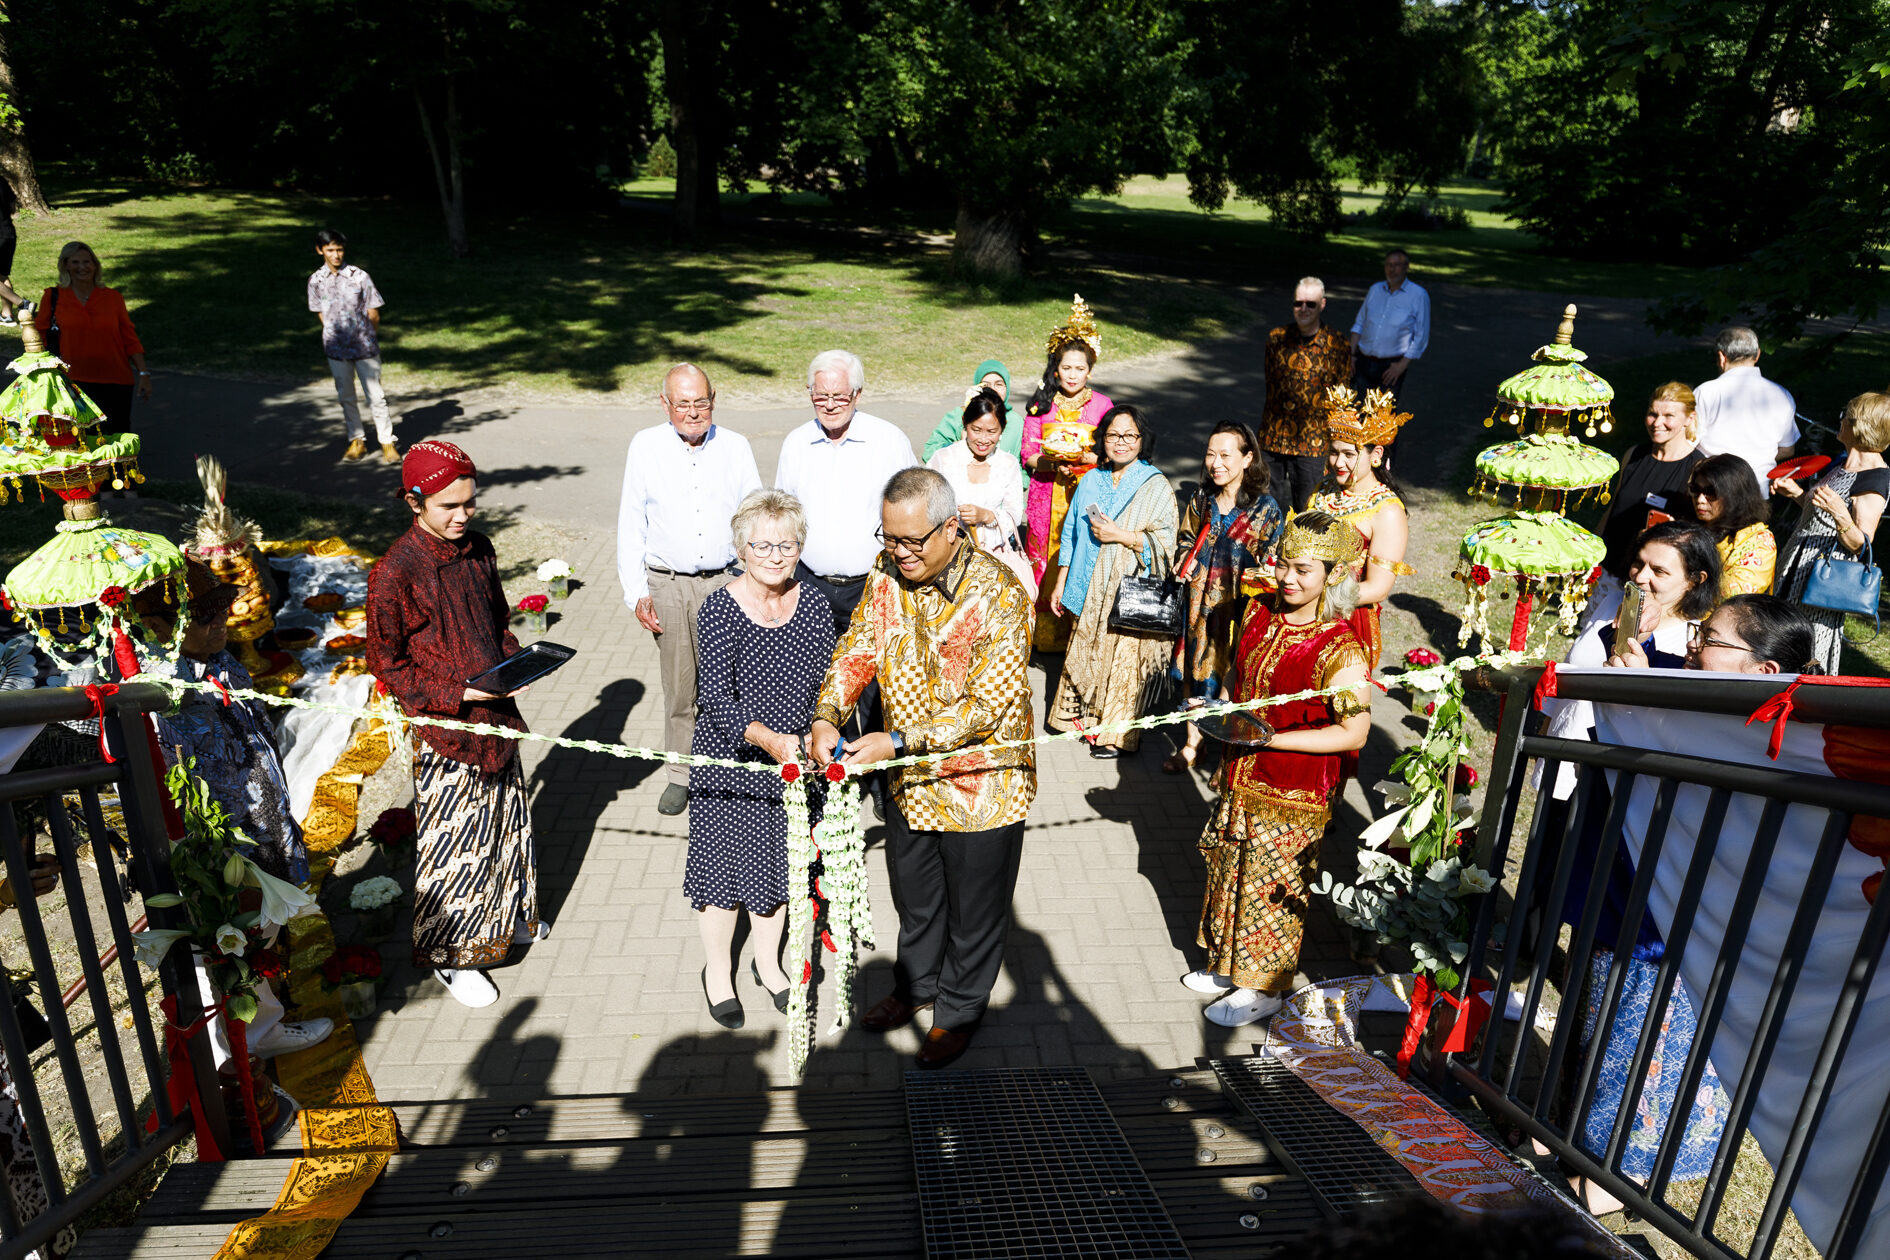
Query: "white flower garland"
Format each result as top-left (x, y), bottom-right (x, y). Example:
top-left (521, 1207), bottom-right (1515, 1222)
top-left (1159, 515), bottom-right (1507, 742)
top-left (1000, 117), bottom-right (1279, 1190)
top-left (781, 765), bottom-right (815, 1077)
top-left (813, 778), bottom-right (873, 1036)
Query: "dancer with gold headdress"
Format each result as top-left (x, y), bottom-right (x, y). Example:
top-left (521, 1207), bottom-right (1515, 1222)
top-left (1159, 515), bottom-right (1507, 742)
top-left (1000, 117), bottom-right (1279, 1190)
top-left (1186, 511), bottom-right (1371, 1027)
top-left (1022, 295), bottom-right (1113, 651)
top-left (1307, 387), bottom-right (1412, 670)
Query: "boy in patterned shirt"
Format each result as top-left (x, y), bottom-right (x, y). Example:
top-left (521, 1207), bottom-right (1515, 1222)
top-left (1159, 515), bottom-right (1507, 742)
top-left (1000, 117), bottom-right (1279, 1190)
top-left (307, 228), bottom-right (397, 463)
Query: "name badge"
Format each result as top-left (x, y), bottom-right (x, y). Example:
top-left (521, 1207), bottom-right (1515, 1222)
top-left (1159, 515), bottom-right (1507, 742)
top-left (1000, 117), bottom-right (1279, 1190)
top-left (1644, 493), bottom-right (1667, 509)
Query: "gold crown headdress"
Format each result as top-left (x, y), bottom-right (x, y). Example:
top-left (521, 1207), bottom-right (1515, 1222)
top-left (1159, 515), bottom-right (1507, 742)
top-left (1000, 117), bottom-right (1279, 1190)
top-left (1326, 385), bottom-right (1411, 447)
top-left (1045, 293), bottom-right (1102, 360)
top-left (1280, 509), bottom-right (1365, 566)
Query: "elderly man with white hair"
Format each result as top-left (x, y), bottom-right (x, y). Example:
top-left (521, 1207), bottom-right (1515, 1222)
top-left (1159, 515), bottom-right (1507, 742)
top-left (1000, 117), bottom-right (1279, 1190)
top-left (1261, 276), bottom-right (1353, 511)
top-left (776, 349), bottom-right (917, 812)
top-left (1695, 326), bottom-right (1799, 497)
top-left (618, 362), bottom-right (762, 816)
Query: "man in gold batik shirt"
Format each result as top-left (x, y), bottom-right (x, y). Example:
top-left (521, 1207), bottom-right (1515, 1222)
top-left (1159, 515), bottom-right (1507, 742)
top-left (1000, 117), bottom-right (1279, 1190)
top-left (811, 468), bottom-right (1035, 1070)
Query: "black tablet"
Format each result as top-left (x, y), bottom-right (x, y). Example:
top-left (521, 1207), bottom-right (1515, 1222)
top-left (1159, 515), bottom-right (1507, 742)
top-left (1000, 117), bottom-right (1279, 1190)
top-left (465, 642), bottom-right (575, 695)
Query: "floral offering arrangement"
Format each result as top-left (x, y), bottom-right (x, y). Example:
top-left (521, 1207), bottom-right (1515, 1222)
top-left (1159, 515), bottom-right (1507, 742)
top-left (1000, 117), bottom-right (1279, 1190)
top-left (534, 559), bottom-right (571, 581)
top-left (366, 807), bottom-right (417, 859)
top-left (133, 758), bottom-right (315, 1023)
top-left (517, 594), bottom-right (549, 614)
top-left (321, 945), bottom-right (385, 990)
top-left (349, 875), bottom-right (405, 912)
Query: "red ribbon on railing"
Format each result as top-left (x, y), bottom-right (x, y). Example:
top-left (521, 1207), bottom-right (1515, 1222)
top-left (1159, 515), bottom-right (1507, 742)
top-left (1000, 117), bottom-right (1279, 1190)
top-left (1531, 661), bottom-right (1558, 711)
top-left (1745, 674), bottom-right (1890, 761)
top-left (1394, 975), bottom-right (1496, 1078)
top-left (147, 994), bottom-right (268, 1161)
top-left (81, 683), bottom-right (119, 762)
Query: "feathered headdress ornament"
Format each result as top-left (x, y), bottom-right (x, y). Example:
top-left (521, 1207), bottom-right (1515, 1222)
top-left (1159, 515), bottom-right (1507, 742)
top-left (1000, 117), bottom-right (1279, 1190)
top-left (1045, 293), bottom-right (1102, 360)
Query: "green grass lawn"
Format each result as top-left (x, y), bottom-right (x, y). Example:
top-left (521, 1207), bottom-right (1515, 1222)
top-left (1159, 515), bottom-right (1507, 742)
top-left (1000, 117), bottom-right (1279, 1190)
top-left (12, 176), bottom-right (1256, 403)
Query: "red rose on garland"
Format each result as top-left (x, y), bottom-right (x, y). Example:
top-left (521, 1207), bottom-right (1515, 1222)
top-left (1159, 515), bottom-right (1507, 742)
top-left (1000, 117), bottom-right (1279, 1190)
top-left (249, 947), bottom-right (287, 981)
top-left (98, 585), bottom-right (129, 608)
top-left (1469, 565), bottom-right (1492, 587)
top-left (824, 762), bottom-right (847, 782)
top-left (518, 594), bottom-right (550, 614)
top-left (1404, 647), bottom-right (1441, 667)
top-left (779, 762), bottom-right (801, 782)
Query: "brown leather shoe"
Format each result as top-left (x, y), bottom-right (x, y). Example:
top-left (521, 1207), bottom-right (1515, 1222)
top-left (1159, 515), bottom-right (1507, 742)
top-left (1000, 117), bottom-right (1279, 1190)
top-left (861, 994), bottom-right (932, 1033)
top-left (915, 1025), bottom-right (972, 1069)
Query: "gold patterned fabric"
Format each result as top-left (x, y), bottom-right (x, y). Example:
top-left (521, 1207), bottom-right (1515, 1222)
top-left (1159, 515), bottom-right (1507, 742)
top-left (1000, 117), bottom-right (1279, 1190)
top-left (815, 541), bottom-right (1037, 830)
top-left (1261, 324), bottom-right (1353, 457)
top-left (1718, 521), bottom-right (1777, 599)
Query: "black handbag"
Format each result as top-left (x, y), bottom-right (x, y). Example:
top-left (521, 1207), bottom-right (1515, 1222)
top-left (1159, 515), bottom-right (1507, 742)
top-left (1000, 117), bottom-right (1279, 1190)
top-left (1108, 533), bottom-right (1188, 637)
top-left (6, 976), bottom-right (51, 1053)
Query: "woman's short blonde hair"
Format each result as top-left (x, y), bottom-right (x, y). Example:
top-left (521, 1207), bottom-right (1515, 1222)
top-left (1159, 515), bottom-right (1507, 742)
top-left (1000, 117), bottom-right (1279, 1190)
top-left (1649, 380), bottom-right (1699, 441)
top-left (730, 488), bottom-right (808, 552)
top-left (56, 241), bottom-right (100, 287)
top-left (1843, 392), bottom-right (1890, 452)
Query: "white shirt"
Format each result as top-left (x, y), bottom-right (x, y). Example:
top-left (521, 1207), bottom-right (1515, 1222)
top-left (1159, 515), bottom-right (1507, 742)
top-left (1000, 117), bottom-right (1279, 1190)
top-left (774, 410), bottom-right (917, 577)
top-left (1350, 279), bottom-right (1431, 360)
top-left (926, 440), bottom-right (1027, 551)
top-left (616, 422), bottom-right (762, 605)
top-left (1694, 365), bottom-right (1800, 498)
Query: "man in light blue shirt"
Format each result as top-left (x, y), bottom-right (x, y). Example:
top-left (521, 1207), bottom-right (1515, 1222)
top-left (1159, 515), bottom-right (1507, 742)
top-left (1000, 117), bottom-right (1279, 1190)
top-left (1349, 248), bottom-right (1430, 404)
top-left (617, 363), bottom-right (763, 815)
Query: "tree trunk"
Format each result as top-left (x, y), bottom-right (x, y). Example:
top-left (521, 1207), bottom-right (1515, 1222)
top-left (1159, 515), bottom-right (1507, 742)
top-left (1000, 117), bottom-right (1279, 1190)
top-left (412, 78), bottom-right (470, 258)
top-left (659, 0), bottom-right (719, 240)
top-left (952, 200), bottom-right (1027, 279)
top-left (0, 14), bottom-right (49, 214)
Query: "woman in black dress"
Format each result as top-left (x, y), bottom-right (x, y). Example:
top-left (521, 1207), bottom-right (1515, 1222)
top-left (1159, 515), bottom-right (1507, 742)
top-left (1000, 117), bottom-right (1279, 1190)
top-left (685, 489), bottom-right (835, 1028)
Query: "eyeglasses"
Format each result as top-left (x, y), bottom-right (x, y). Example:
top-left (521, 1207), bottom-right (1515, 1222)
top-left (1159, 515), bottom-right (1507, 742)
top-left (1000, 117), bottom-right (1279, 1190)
top-left (745, 540), bottom-right (801, 558)
top-left (1292, 300), bottom-right (1321, 309)
top-left (668, 398), bottom-right (714, 414)
top-left (1103, 431), bottom-right (1141, 444)
top-left (875, 519), bottom-right (952, 554)
top-left (810, 392), bottom-right (857, 409)
top-left (1687, 622), bottom-right (1753, 656)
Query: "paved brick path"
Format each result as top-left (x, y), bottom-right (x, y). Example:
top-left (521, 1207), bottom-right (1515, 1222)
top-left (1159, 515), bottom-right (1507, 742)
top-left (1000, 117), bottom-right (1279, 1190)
top-left (354, 522), bottom-right (1376, 1101)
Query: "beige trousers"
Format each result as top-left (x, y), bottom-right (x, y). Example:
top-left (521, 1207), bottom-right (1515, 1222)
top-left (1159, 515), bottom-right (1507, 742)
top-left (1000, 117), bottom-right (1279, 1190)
top-left (647, 568), bottom-right (734, 786)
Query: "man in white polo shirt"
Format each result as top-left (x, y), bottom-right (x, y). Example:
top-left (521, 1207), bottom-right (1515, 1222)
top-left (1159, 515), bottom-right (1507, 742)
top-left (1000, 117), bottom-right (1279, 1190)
top-left (776, 348), bottom-right (917, 815)
top-left (1694, 326), bottom-right (1798, 497)
top-left (617, 363), bottom-right (762, 816)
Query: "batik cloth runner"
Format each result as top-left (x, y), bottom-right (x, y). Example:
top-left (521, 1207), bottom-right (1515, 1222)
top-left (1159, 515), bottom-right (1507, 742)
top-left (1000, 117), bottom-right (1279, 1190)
top-left (1266, 974), bottom-right (1637, 1256)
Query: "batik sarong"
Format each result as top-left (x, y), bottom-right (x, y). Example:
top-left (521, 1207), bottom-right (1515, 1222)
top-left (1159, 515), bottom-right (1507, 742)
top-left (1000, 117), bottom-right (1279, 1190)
top-left (411, 746), bottom-right (538, 969)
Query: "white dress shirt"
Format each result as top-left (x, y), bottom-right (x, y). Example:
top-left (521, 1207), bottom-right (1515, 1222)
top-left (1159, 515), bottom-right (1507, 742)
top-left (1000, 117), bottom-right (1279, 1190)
top-left (1694, 365), bottom-right (1800, 498)
top-left (926, 440), bottom-right (1027, 551)
top-left (616, 422), bottom-right (762, 605)
top-left (774, 410), bottom-right (918, 577)
top-left (1350, 279), bottom-right (1431, 360)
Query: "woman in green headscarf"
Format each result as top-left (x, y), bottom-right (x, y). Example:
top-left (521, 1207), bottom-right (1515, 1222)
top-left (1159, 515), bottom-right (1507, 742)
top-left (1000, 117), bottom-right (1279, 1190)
top-left (923, 359), bottom-right (1020, 461)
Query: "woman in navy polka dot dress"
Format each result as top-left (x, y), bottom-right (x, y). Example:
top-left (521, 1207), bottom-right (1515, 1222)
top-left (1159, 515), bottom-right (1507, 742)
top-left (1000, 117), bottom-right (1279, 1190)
top-left (686, 489), bottom-right (836, 1028)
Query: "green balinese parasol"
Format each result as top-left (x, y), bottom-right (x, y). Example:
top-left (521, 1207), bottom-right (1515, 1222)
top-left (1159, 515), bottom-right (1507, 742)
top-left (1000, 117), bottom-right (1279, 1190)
top-left (3, 511), bottom-right (186, 636)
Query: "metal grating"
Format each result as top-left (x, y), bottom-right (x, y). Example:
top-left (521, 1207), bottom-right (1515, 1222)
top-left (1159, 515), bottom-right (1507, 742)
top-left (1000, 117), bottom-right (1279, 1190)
top-left (905, 1066), bottom-right (1191, 1259)
top-left (1211, 1056), bottom-right (1425, 1220)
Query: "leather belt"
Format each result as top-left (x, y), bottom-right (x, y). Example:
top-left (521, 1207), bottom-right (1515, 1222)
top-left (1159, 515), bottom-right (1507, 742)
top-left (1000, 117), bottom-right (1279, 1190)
top-left (817, 572), bottom-right (869, 585)
top-left (648, 563), bottom-right (731, 578)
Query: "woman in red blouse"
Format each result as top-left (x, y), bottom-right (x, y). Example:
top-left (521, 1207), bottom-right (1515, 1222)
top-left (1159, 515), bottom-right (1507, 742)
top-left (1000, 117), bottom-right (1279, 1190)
top-left (34, 241), bottom-right (151, 437)
top-left (366, 441), bottom-right (541, 1009)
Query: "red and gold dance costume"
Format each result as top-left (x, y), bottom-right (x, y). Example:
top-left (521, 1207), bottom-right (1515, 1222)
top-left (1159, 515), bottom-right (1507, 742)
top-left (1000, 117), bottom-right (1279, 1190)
top-left (1023, 295), bottom-right (1111, 651)
top-left (1197, 519), bottom-right (1369, 993)
top-left (1307, 387), bottom-right (1413, 670)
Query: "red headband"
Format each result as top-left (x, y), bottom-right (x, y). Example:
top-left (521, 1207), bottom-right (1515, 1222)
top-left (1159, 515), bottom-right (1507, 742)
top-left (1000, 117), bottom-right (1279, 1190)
top-left (403, 440), bottom-right (476, 496)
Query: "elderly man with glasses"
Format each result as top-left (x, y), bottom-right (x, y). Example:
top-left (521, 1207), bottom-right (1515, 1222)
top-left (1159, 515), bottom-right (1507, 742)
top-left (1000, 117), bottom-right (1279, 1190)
top-left (617, 362), bottom-right (762, 816)
top-left (810, 467), bottom-right (1036, 1069)
top-left (1261, 276), bottom-right (1353, 511)
top-left (777, 348), bottom-right (918, 816)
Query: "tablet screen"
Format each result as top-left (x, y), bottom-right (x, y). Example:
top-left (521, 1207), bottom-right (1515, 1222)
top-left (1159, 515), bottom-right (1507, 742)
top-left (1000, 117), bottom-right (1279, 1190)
top-left (465, 642), bottom-right (575, 695)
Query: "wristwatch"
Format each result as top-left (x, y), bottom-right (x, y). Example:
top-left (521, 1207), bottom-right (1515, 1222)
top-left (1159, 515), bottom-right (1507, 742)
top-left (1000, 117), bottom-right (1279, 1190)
top-left (887, 730), bottom-right (906, 756)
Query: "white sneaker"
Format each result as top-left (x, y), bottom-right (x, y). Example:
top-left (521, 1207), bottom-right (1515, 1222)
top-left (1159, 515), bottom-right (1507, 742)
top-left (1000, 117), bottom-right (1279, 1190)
top-left (434, 968), bottom-right (499, 1008)
top-left (1205, 989), bottom-right (1284, 1028)
top-left (1182, 969), bottom-right (1234, 995)
top-left (250, 1017), bottom-right (335, 1057)
top-left (513, 917), bottom-right (550, 945)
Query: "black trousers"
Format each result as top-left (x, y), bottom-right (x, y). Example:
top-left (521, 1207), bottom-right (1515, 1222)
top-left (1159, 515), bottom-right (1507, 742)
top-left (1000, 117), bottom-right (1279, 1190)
top-left (1263, 451), bottom-right (1326, 513)
top-left (884, 800), bottom-right (1026, 1028)
top-left (75, 379), bottom-right (134, 436)
top-left (796, 563), bottom-right (880, 745)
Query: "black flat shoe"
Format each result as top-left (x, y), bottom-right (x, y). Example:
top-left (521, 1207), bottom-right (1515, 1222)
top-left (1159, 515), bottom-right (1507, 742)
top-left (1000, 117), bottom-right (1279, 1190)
top-left (702, 966), bottom-right (743, 1029)
top-left (1089, 744), bottom-right (1118, 759)
top-left (751, 958), bottom-right (791, 1013)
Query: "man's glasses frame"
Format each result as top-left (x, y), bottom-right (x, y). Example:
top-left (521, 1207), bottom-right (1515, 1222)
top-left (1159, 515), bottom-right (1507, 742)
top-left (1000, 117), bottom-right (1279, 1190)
top-left (809, 390), bottom-right (859, 409)
top-left (875, 519), bottom-right (953, 554)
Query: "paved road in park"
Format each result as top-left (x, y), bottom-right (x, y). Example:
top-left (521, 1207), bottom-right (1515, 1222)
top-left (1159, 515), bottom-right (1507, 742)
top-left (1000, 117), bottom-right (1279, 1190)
top-left (149, 278), bottom-right (1697, 1097)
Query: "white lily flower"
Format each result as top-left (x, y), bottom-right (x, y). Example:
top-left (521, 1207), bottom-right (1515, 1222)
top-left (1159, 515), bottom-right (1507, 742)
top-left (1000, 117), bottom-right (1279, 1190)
top-left (1458, 866), bottom-right (1497, 896)
top-left (214, 922), bottom-right (246, 955)
top-left (223, 852), bottom-right (248, 885)
top-left (131, 928), bottom-right (191, 969)
top-left (1373, 779), bottom-right (1411, 806)
top-left (1359, 806), bottom-right (1409, 849)
top-left (243, 858), bottom-right (316, 928)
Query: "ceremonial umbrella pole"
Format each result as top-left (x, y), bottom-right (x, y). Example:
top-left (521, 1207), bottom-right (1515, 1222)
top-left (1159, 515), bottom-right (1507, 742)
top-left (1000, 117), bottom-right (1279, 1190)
top-left (1456, 305), bottom-right (1619, 654)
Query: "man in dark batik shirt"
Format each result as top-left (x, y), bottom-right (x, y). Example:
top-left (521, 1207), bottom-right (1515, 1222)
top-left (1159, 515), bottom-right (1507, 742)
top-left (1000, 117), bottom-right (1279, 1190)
top-left (1261, 277), bottom-right (1353, 512)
